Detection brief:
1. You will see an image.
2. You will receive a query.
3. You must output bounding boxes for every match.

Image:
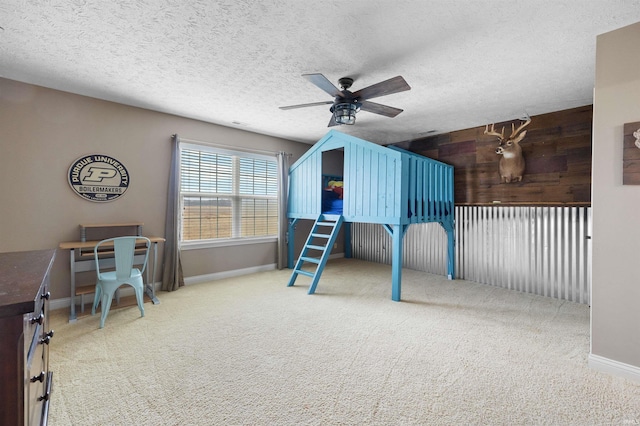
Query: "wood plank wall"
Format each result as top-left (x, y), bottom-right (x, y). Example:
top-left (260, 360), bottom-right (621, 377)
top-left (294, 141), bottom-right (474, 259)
top-left (623, 120), bottom-right (640, 185)
top-left (392, 105), bottom-right (592, 205)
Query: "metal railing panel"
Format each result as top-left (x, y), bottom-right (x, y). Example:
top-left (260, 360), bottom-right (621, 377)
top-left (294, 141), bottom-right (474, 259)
top-left (351, 206), bottom-right (591, 304)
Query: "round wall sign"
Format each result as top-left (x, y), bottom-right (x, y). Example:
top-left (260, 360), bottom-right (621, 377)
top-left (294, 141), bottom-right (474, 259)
top-left (68, 154), bottom-right (130, 202)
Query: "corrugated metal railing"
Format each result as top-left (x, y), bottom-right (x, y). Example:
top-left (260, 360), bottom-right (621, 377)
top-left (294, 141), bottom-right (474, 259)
top-left (351, 206), bottom-right (591, 304)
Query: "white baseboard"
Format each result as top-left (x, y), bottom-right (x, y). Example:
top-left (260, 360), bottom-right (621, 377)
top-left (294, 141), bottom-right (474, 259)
top-left (184, 254), bottom-right (344, 285)
top-left (184, 263), bottom-right (277, 285)
top-left (589, 353), bottom-right (640, 383)
top-left (50, 297), bottom-right (73, 311)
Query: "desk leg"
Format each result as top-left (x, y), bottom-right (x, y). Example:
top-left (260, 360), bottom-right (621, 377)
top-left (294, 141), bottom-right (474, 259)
top-left (69, 249), bottom-right (77, 322)
top-left (145, 242), bottom-right (160, 304)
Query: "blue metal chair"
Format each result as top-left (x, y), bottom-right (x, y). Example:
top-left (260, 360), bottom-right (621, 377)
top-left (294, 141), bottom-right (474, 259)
top-left (91, 236), bottom-right (150, 328)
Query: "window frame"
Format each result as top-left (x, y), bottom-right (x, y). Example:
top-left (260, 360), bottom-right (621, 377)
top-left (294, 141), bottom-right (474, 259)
top-left (179, 142), bottom-right (279, 251)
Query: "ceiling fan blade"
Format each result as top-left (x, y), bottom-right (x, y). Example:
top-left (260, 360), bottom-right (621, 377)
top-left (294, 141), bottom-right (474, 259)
top-left (352, 76), bottom-right (411, 101)
top-left (360, 100), bottom-right (404, 118)
top-left (327, 114), bottom-right (339, 127)
top-left (303, 73), bottom-right (341, 97)
top-left (279, 100), bottom-right (333, 110)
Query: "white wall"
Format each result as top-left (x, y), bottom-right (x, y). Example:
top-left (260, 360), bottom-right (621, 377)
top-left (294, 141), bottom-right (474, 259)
top-left (591, 21), bottom-right (640, 377)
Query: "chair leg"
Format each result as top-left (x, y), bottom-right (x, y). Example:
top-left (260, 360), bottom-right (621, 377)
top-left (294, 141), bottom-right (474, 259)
top-left (134, 285), bottom-right (145, 318)
top-left (99, 290), bottom-right (115, 329)
top-left (91, 284), bottom-right (102, 316)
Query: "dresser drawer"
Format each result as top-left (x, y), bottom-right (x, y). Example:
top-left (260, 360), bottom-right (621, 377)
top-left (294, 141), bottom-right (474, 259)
top-left (0, 249), bottom-right (55, 426)
top-left (26, 371), bottom-right (52, 426)
top-left (0, 250), bottom-right (55, 426)
top-left (26, 328), bottom-right (46, 426)
top-left (25, 284), bottom-right (53, 426)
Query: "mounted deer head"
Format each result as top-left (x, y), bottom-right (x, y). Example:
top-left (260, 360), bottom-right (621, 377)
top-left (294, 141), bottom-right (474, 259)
top-left (484, 117), bottom-right (531, 183)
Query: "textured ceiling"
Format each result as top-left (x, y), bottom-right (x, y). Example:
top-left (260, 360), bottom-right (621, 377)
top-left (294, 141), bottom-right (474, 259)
top-left (1, 1), bottom-right (640, 145)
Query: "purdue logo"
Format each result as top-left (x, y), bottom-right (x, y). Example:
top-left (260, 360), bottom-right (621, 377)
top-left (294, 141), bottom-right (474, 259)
top-left (68, 154), bottom-right (130, 202)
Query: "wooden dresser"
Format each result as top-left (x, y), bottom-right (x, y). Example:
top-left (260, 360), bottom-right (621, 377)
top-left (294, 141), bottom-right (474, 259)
top-left (0, 249), bottom-right (56, 426)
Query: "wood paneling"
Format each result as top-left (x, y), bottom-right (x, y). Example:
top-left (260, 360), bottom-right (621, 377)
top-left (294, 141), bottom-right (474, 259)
top-left (393, 106), bottom-right (593, 205)
top-left (623, 121), bottom-right (640, 185)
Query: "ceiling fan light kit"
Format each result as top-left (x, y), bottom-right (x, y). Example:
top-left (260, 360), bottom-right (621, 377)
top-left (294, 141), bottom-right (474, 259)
top-left (280, 73), bottom-right (410, 127)
top-left (331, 101), bottom-right (361, 125)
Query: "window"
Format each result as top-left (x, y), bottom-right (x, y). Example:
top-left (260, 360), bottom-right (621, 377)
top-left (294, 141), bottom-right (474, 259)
top-left (180, 144), bottom-right (278, 245)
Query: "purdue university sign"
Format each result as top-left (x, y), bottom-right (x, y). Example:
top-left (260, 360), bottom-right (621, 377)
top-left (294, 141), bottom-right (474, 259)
top-left (68, 154), bottom-right (130, 202)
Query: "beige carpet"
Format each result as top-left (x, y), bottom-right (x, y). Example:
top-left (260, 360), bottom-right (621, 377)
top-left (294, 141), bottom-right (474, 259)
top-left (48, 258), bottom-right (640, 425)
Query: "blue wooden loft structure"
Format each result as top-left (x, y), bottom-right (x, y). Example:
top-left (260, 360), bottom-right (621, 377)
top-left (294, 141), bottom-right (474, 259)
top-left (287, 130), bottom-right (455, 301)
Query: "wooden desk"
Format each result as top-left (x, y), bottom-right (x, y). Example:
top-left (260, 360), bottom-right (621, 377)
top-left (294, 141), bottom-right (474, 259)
top-left (59, 237), bottom-right (165, 322)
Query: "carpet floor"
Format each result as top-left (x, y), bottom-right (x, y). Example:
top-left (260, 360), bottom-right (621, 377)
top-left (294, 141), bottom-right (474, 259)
top-left (48, 258), bottom-right (640, 425)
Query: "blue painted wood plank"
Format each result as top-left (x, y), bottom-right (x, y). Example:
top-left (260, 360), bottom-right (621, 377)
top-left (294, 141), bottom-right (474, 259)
top-left (287, 218), bottom-right (298, 269)
top-left (391, 224), bottom-right (407, 301)
top-left (288, 130), bottom-right (455, 300)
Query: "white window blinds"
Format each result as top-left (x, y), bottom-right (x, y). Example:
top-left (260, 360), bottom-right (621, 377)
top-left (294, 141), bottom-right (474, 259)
top-left (180, 146), bottom-right (278, 242)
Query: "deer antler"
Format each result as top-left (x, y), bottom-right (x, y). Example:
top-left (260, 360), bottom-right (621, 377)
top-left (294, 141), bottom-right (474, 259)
top-left (509, 117), bottom-right (532, 139)
top-left (484, 123), bottom-right (505, 141)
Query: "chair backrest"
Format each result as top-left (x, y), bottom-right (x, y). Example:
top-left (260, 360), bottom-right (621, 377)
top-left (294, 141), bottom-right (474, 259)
top-left (94, 236), bottom-right (151, 279)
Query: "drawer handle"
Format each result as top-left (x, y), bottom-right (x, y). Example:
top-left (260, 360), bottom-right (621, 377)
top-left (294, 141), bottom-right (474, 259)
top-left (31, 313), bottom-right (44, 325)
top-left (38, 371), bottom-right (53, 402)
top-left (31, 371), bottom-right (46, 383)
top-left (40, 330), bottom-right (54, 345)
top-left (41, 291), bottom-right (51, 300)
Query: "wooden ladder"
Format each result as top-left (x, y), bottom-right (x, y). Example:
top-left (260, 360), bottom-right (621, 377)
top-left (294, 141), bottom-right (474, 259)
top-left (287, 214), bottom-right (344, 294)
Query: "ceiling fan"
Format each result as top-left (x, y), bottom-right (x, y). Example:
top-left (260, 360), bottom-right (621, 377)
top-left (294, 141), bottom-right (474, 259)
top-left (279, 73), bottom-right (411, 127)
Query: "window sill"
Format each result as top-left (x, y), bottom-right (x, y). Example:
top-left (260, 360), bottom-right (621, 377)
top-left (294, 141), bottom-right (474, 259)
top-left (180, 236), bottom-right (277, 251)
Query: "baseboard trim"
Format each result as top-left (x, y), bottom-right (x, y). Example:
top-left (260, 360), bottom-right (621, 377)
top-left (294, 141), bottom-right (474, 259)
top-left (184, 263), bottom-right (277, 285)
top-left (589, 353), bottom-right (640, 383)
top-left (184, 253), bottom-right (345, 285)
top-left (50, 297), bottom-right (72, 311)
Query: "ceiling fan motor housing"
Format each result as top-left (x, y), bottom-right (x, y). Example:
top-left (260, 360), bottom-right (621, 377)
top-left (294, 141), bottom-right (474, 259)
top-left (338, 77), bottom-right (354, 90)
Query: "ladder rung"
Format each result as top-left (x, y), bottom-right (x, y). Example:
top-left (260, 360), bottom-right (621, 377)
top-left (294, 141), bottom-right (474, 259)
top-left (306, 244), bottom-right (326, 251)
top-left (296, 270), bottom-right (314, 278)
top-left (301, 256), bottom-right (320, 264)
top-left (311, 233), bottom-right (330, 238)
top-left (317, 222), bottom-right (336, 226)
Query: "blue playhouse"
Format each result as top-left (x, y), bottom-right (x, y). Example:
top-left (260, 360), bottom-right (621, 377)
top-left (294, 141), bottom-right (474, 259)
top-left (287, 130), bottom-right (455, 301)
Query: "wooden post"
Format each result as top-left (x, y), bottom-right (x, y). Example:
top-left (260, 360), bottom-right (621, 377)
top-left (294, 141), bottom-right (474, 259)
top-left (287, 218), bottom-right (297, 269)
top-left (344, 222), bottom-right (352, 259)
top-left (439, 219), bottom-right (456, 280)
top-left (389, 224), bottom-right (409, 301)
